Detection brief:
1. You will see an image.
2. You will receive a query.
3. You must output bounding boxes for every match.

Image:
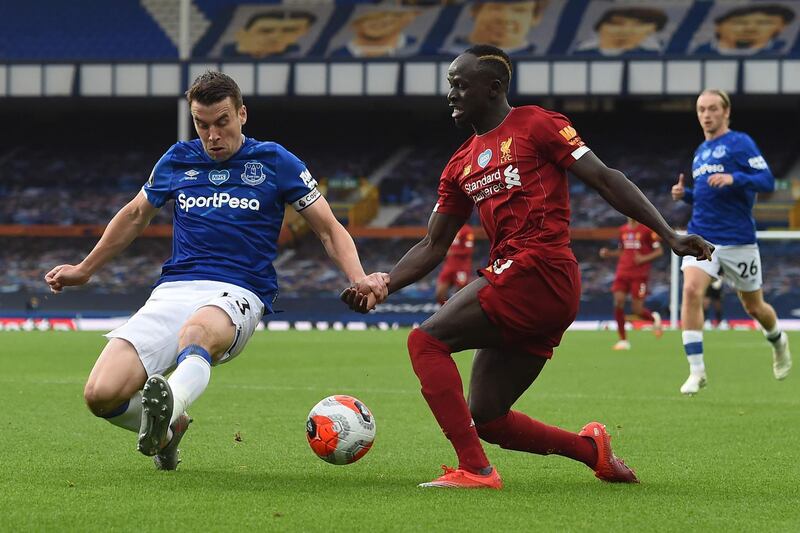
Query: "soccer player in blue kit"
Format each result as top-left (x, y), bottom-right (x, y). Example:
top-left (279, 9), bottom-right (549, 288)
top-left (45, 72), bottom-right (388, 469)
top-left (671, 89), bottom-right (791, 394)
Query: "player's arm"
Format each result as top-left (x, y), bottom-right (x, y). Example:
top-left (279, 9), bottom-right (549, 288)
top-left (341, 211), bottom-right (466, 314)
top-left (707, 139), bottom-right (774, 191)
top-left (635, 244), bottom-right (664, 265)
top-left (671, 172), bottom-right (693, 204)
top-left (570, 152), bottom-right (712, 259)
top-left (45, 191), bottom-right (159, 293)
top-left (299, 196), bottom-right (388, 301)
top-left (387, 211), bottom-right (466, 295)
top-left (599, 247), bottom-right (622, 258)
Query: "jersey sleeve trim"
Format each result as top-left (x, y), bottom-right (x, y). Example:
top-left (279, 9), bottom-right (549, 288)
top-left (290, 188), bottom-right (321, 211)
top-left (433, 201), bottom-right (472, 218)
top-left (571, 146), bottom-right (590, 160)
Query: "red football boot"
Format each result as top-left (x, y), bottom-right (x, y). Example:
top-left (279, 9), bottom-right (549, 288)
top-left (579, 422), bottom-right (639, 483)
top-left (418, 465), bottom-right (503, 489)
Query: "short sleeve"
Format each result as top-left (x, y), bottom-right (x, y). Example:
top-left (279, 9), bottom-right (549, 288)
top-left (531, 111), bottom-right (590, 170)
top-left (142, 146), bottom-right (175, 208)
top-left (276, 145), bottom-right (322, 212)
top-left (433, 162), bottom-right (473, 219)
top-left (650, 230), bottom-right (661, 248)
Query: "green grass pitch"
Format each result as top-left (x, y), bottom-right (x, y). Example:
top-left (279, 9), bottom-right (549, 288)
top-left (1, 329), bottom-right (798, 532)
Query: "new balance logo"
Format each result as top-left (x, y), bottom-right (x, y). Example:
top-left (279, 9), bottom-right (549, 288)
top-left (503, 165), bottom-right (521, 189)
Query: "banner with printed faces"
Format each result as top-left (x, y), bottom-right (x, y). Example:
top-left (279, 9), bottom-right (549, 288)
top-left (568, 0), bottom-right (693, 57)
top-left (688, 1), bottom-right (800, 57)
top-left (210, 4), bottom-right (334, 59)
top-left (438, 1), bottom-right (568, 57)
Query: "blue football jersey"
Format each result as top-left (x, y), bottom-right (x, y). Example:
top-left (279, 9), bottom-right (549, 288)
top-left (685, 130), bottom-right (774, 245)
top-left (143, 137), bottom-right (321, 310)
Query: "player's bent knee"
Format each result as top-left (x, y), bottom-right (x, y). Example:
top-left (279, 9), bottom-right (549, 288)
top-left (83, 380), bottom-right (126, 417)
top-left (469, 402), bottom-right (504, 428)
top-left (178, 322), bottom-right (211, 345)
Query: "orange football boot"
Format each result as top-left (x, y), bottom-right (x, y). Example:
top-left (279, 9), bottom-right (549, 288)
top-left (418, 465), bottom-right (503, 489)
top-left (579, 422), bottom-right (639, 483)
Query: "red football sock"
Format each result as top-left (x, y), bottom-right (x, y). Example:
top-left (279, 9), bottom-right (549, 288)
top-left (638, 308), bottom-right (654, 321)
top-left (407, 328), bottom-right (490, 474)
top-left (614, 307), bottom-right (626, 340)
top-left (476, 411), bottom-right (598, 468)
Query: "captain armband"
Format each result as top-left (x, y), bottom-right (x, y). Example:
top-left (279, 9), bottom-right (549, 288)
top-left (291, 188), bottom-right (322, 211)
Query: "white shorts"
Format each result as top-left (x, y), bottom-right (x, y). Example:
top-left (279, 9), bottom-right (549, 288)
top-left (681, 243), bottom-right (762, 292)
top-left (106, 280), bottom-right (265, 376)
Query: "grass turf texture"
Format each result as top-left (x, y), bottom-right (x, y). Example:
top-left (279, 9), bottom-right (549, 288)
top-left (1, 330), bottom-right (798, 532)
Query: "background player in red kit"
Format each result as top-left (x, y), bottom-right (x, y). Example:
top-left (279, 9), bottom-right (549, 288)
top-left (342, 45), bottom-right (712, 489)
top-left (435, 224), bottom-right (475, 305)
top-left (600, 217), bottom-right (664, 350)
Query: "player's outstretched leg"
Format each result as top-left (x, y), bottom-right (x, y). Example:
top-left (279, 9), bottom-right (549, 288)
top-left (680, 329), bottom-right (707, 395)
top-left (408, 328), bottom-right (502, 489)
top-left (770, 332), bottom-right (792, 380)
top-left (578, 422), bottom-right (639, 483)
top-left (140, 344), bottom-right (213, 459)
top-left (469, 347), bottom-right (637, 483)
top-left (418, 465), bottom-right (503, 489)
top-left (651, 311), bottom-right (663, 338)
top-left (138, 375), bottom-right (174, 456)
top-left (612, 298), bottom-right (630, 350)
top-left (738, 289), bottom-right (792, 380)
top-left (153, 413), bottom-right (193, 470)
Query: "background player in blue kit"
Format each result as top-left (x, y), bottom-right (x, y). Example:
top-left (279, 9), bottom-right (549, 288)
top-left (671, 89), bottom-right (791, 395)
top-left (44, 72), bottom-right (388, 469)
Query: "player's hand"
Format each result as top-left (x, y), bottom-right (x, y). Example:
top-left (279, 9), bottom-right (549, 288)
top-left (671, 173), bottom-right (685, 201)
top-left (353, 272), bottom-right (390, 304)
top-left (599, 247), bottom-right (610, 258)
top-left (667, 234), bottom-right (714, 261)
top-left (340, 286), bottom-right (379, 314)
top-left (707, 173), bottom-right (734, 188)
top-left (340, 273), bottom-right (390, 314)
top-left (44, 264), bottom-right (91, 294)
top-left (633, 252), bottom-right (644, 265)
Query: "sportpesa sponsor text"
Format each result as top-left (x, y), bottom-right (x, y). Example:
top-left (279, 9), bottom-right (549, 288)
top-left (177, 192), bottom-right (260, 212)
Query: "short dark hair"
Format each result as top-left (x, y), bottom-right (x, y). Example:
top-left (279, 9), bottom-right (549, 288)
top-left (245, 10), bottom-right (317, 30)
top-left (464, 44), bottom-right (513, 92)
top-left (186, 71), bottom-right (243, 109)
top-left (714, 4), bottom-right (795, 25)
top-left (471, 1), bottom-right (546, 19)
top-left (594, 7), bottom-right (668, 32)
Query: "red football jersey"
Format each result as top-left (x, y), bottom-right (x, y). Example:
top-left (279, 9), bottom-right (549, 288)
top-left (615, 222), bottom-right (661, 278)
top-left (444, 224), bottom-right (475, 268)
top-left (434, 106), bottom-right (589, 263)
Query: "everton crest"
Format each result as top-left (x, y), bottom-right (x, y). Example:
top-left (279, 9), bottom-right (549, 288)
top-left (241, 161), bottom-right (266, 186)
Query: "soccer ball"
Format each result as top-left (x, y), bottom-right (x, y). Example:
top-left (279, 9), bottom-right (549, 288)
top-left (306, 395), bottom-right (376, 465)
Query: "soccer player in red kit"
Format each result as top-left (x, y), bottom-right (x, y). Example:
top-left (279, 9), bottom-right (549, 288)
top-left (342, 45), bottom-right (712, 489)
top-left (600, 217), bottom-right (664, 350)
top-left (435, 224), bottom-right (475, 305)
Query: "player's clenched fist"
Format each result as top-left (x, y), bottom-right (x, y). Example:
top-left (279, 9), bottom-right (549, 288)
top-left (44, 264), bottom-right (91, 294)
top-left (671, 173), bottom-right (685, 201)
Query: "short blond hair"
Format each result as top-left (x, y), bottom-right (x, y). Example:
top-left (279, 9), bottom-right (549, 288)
top-left (700, 89), bottom-right (731, 111)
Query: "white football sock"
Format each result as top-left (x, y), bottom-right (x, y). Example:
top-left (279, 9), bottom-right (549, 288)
top-left (168, 354), bottom-right (211, 426)
top-left (106, 391), bottom-right (142, 433)
top-left (682, 330), bottom-right (705, 374)
top-left (763, 323), bottom-right (782, 344)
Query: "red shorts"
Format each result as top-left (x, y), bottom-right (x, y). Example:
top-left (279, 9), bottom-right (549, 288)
top-left (437, 264), bottom-right (471, 288)
top-left (612, 276), bottom-right (648, 299)
top-left (477, 251), bottom-right (580, 359)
